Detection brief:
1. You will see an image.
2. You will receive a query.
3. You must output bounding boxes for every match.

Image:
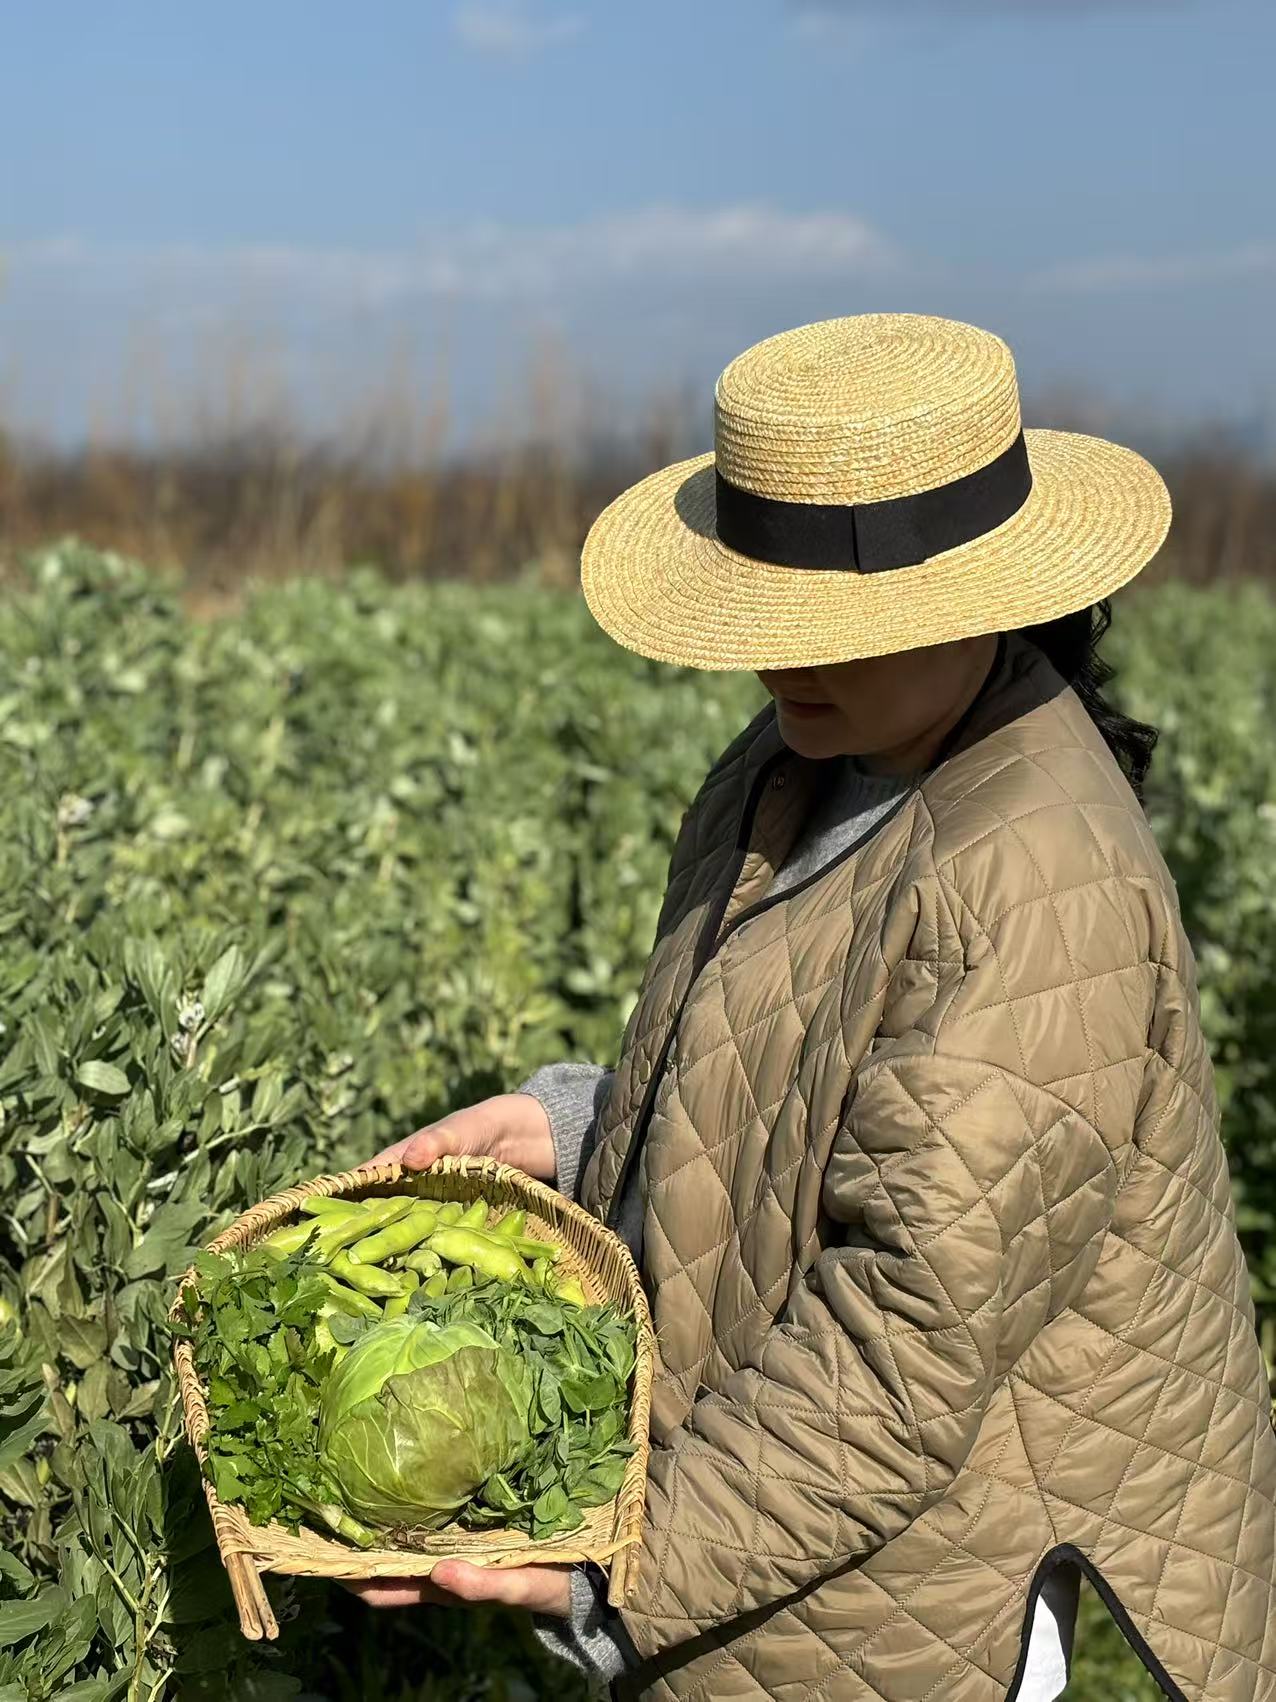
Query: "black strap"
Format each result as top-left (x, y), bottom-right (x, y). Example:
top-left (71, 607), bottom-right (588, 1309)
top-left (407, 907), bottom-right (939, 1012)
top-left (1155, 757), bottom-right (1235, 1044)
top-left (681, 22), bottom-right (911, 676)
top-left (714, 428), bottom-right (1032, 573)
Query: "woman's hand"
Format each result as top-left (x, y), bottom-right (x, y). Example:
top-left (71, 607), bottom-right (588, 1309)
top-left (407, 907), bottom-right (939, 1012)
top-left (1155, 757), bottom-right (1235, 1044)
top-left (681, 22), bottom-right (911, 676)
top-left (341, 1559), bottom-right (571, 1617)
top-left (362, 1092), bottom-right (556, 1182)
top-left (353, 1106), bottom-right (571, 1620)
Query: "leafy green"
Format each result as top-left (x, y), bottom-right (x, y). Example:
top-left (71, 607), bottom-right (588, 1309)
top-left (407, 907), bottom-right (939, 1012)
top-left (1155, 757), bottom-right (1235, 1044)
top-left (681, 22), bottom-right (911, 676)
top-left (174, 1248), bottom-right (373, 1543)
top-left (401, 1281), bottom-right (638, 1540)
top-left (318, 1318), bottom-right (531, 1528)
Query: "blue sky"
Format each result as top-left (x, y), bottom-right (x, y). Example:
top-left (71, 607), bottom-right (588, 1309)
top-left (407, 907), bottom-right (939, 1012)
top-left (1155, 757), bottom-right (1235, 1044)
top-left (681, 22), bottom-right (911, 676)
top-left (2, 0), bottom-right (1273, 458)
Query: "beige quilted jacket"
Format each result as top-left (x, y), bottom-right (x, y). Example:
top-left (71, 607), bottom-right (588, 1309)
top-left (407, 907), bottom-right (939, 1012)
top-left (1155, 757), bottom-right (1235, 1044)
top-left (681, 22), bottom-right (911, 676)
top-left (579, 630), bottom-right (1276, 1702)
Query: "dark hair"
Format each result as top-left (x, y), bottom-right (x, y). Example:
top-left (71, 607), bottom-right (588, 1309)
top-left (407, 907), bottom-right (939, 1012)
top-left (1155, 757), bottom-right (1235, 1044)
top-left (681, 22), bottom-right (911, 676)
top-left (1015, 600), bottom-right (1159, 805)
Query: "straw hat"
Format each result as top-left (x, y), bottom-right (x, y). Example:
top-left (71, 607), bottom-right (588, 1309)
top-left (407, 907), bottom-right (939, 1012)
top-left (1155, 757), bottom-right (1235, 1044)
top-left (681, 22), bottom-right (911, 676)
top-left (579, 312), bottom-right (1172, 671)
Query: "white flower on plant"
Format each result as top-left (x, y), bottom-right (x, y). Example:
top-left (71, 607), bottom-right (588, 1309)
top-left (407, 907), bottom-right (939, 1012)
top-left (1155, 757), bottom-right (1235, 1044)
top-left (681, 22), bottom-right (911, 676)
top-left (57, 793), bottom-right (94, 828)
top-left (178, 1000), bottom-right (206, 1032)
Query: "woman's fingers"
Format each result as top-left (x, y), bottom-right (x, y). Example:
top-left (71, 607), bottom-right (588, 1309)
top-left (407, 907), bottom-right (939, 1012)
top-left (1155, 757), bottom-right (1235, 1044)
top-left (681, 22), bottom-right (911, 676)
top-left (362, 1094), bottom-right (548, 1177)
top-left (361, 1123), bottom-right (460, 1172)
top-left (360, 1134), bottom-right (413, 1170)
top-left (429, 1560), bottom-right (572, 1614)
top-left (396, 1124), bottom-right (463, 1170)
top-left (338, 1577), bottom-right (454, 1607)
top-left (341, 1561), bottom-right (571, 1616)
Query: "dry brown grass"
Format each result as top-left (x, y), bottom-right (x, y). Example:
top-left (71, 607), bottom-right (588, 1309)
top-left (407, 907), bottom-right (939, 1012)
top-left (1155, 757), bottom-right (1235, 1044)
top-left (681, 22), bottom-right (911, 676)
top-left (1, 333), bottom-right (1272, 615)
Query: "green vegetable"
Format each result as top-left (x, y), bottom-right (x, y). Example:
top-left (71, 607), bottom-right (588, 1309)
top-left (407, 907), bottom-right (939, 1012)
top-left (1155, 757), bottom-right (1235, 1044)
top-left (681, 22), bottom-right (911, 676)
top-left (404, 1247), bottom-right (443, 1279)
top-left (328, 1252), bottom-right (407, 1298)
top-left (347, 1202), bottom-right (440, 1266)
top-left (318, 1272), bottom-right (383, 1319)
top-left (177, 1248), bottom-right (353, 1537)
top-left (259, 1218), bottom-right (323, 1257)
top-left (509, 1235), bottom-right (560, 1262)
top-left (300, 1195), bottom-right (364, 1219)
top-left (455, 1199), bottom-right (490, 1230)
top-left (447, 1265), bottom-right (474, 1292)
top-left (384, 1269), bottom-right (421, 1320)
top-left (429, 1227), bottom-right (529, 1286)
top-left (317, 1317), bottom-right (531, 1527)
top-left (435, 1201), bottom-right (466, 1226)
top-left (314, 1311), bottom-right (348, 1360)
top-left (312, 1196), bottom-right (416, 1258)
top-left (296, 1495), bottom-right (378, 1549)
top-left (422, 1272), bottom-right (449, 1299)
top-left (406, 1280), bottom-right (639, 1539)
top-left (490, 1209), bottom-right (526, 1240)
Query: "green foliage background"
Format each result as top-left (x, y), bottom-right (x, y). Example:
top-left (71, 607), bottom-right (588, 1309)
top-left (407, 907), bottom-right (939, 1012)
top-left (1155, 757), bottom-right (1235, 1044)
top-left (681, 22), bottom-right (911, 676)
top-left (0, 541), bottom-right (1272, 1698)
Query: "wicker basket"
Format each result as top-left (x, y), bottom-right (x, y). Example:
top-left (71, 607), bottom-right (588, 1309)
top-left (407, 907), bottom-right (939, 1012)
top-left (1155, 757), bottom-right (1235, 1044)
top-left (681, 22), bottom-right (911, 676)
top-left (170, 1155), bottom-right (653, 1640)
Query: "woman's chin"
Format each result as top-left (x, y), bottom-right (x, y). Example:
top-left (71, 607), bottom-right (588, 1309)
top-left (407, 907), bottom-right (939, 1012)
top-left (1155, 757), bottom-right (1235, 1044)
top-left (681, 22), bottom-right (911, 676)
top-left (778, 726), bottom-right (840, 758)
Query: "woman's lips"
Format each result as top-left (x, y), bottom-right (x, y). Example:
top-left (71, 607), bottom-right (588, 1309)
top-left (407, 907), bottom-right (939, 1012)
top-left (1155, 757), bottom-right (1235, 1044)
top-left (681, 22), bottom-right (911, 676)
top-left (779, 698), bottom-right (832, 719)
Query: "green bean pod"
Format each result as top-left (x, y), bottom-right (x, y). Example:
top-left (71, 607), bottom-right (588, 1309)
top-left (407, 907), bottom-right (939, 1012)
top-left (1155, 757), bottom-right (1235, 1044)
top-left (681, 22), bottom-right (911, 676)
top-left (454, 1198), bottom-right (490, 1230)
top-left (422, 1272), bottom-right (449, 1299)
top-left (508, 1235), bottom-right (561, 1262)
top-left (553, 1275), bottom-right (589, 1308)
top-left (312, 1195), bottom-right (416, 1259)
top-left (530, 1257), bottom-right (553, 1289)
top-left (328, 1251), bottom-right (407, 1298)
top-left (383, 1269), bottom-right (421, 1319)
top-left (318, 1272), bottom-right (383, 1319)
top-left (489, 1208), bottom-right (526, 1241)
top-left (346, 1202), bottom-right (440, 1266)
top-left (404, 1248), bottom-right (443, 1278)
top-left (258, 1219), bottom-right (322, 1258)
top-left (446, 1265), bottom-right (474, 1292)
top-left (428, 1227), bottom-right (531, 1286)
top-left (299, 1195), bottom-right (362, 1219)
top-left (435, 1201), bottom-right (465, 1227)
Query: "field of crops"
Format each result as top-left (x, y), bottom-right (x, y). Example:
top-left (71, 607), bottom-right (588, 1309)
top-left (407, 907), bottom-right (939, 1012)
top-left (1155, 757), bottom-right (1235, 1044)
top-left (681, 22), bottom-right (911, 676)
top-left (1, 540), bottom-right (1273, 1699)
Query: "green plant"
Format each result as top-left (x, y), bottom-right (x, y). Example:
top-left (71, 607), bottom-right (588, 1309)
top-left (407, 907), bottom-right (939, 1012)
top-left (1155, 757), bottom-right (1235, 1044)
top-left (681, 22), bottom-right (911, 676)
top-left (0, 541), bottom-right (1269, 1696)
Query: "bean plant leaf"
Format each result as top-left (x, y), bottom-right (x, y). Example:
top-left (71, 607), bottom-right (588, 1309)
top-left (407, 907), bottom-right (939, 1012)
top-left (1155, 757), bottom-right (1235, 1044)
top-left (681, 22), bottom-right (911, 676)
top-left (123, 1201), bottom-right (208, 1279)
top-left (203, 946), bottom-right (248, 1024)
top-left (75, 1061), bottom-right (131, 1098)
top-left (4, 543), bottom-right (1254, 1702)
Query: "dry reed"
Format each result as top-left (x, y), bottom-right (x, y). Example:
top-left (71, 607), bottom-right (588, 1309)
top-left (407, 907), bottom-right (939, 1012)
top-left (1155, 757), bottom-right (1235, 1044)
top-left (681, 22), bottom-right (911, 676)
top-left (0, 334), bottom-right (1271, 609)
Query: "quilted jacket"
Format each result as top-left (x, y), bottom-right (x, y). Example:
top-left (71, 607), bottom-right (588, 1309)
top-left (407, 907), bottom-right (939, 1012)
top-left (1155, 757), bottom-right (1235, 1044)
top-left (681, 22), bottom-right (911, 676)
top-left (577, 630), bottom-right (1276, 1701)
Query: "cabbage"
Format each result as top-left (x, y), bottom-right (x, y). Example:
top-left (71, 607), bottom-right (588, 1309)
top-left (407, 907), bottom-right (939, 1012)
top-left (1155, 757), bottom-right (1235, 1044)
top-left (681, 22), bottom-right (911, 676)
top-left (317, 1316), bottom-right (531, 1528)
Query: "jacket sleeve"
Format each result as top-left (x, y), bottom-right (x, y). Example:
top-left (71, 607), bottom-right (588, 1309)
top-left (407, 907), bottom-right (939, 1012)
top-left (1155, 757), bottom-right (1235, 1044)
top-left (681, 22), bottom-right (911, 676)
top-left (617, 898), bottom-right (1148, 1654)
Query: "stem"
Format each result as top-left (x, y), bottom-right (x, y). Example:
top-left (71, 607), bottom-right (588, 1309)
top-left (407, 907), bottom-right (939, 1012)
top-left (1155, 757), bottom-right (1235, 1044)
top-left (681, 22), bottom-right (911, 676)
top-left (200, 1120), bottom-right (274, 1155)
top-left (128, 1561), bottom-right (170, 1702)
top-left (297, 1496), bottom-right (378, 1549)
top-left (98, 1551), bottom-right (140, 1617)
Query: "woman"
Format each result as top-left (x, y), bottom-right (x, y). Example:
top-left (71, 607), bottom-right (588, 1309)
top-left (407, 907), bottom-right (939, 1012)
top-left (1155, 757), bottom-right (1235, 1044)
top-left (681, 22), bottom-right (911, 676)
top-left (355, 314), bottom-right (1276, 1701)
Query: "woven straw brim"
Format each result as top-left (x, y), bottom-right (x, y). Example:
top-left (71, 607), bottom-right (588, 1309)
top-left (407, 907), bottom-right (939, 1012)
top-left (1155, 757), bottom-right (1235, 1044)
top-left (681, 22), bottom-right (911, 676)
top-left (580, 428), bottom-right (1172, 670)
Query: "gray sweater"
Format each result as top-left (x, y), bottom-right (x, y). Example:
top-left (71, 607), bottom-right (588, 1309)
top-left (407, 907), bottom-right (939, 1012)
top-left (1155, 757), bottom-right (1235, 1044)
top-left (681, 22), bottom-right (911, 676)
top-left (514, 752), bottom-right (913, 1691)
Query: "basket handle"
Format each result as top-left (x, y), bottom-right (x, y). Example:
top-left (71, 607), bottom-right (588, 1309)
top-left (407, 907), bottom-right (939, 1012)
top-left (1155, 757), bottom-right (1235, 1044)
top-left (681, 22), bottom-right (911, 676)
top-left (607, 1539), bottom-right (638, 1608)
top-left (225, 1550), bottom-right (278, 1640)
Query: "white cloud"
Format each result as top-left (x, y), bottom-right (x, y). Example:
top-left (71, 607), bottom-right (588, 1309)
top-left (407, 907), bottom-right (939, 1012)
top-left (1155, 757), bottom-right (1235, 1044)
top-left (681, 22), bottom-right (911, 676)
top-left (15, 223), bottom-right (1271, 317)
top-left (2, 204), bottom-right (902, 314)
top-left (452, 1), bottom-right (585, 56)
top-left (1025, 243), bottom-right (1276, 290)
